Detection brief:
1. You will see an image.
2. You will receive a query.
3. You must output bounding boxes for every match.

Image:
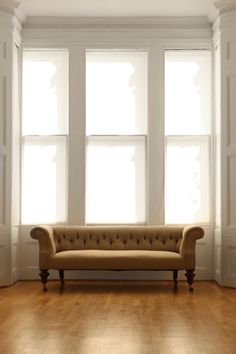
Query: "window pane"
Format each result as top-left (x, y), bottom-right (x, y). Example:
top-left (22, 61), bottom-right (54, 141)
top-left (21, 137), bottom-right (67, 224)
top-left (165, 137), bottom-right (210, 224)
top-left (86, 51), bottom-right (147, 135)
top-left (165, 51), bottom-right (211, 135)
top-left (86, 136), bottom-right (146, 224)
top-left (22, 51), bottom-right (68, 135)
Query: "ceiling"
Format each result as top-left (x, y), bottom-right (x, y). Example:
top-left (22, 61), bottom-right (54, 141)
top-left (18, 0), bottom-right (215, 18)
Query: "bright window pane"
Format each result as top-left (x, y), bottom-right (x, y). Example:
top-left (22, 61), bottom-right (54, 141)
top-left (165, 137), bottom-right (210, 224)
top-left (86, 137), bottom-right (145, 224)
top-left (22, 51), bottom-right (68, 135)
top-left (165, 51), bottom-right (211, 135)
top-left (21, 137), bottom-right (67, 224)
top-left (86, 51), bottom-right (147, 135)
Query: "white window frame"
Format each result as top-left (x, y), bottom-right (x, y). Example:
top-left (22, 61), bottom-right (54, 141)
top-left (20, 44), bottom-right (213, 228)
top-left (21, 49), bottom-right (69, 225)
top-left (164, 49), bottom-right (213, 226)
top-left (85, 49), bottom-right (148, 225)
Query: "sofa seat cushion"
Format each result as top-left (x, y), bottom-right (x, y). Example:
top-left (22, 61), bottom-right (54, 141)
top-left (49, 250), bottom-right (184, 270)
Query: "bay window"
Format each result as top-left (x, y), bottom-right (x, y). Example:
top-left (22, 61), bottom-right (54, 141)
top-left (21, 48), bottom-right (212, 226)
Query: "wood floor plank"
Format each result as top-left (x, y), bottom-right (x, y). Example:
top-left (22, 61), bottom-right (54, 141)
top-left (0, 281), bottom-right (236, 353)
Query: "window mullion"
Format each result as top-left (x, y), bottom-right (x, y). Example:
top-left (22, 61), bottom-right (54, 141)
top-left (68, 46), bottom-right (86, 225)
top-left (147, 45), bottom-right (165, 225)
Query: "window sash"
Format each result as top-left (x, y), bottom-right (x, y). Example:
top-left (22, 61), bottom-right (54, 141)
top-left (165, 50), bottom-right (211, 136)
top-left (165, 135), bottom-right (210, 225)
top-left (21, 136), bottom-right (68, 224)
top-left (86, 51), bottom-right (147, 135)
top-left (86, 135), bottom-right (146, 224)
top-left (22, 50), bottom-right (68, 136)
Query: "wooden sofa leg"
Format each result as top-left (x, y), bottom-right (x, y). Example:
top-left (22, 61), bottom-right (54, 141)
top-left (185, 269), bottom-right (195, 292)
top-left (39, 269), bottom-right (49, 292)
top-left (173, 270), bottom-right (178, 288)
top-left (59, 269), bottom-right (64, 286)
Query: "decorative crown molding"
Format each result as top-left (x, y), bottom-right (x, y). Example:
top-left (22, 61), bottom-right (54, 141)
top-left (213, 0), bottom-right (236, 13)
top-left (0, 0), bottom-right (20, 15)
top-left (0, 0), bottom-right (22, 42)
top-left (212, 0), bottom-right (236, 31)
top-left (23, 15), bottom-right (211, 31)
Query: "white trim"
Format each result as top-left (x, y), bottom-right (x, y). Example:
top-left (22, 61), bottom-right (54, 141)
top-left (68, 46), bottom-right (86, 224)
top-left (214, 0), bottom-right (236, 13)
top-left (23, 16), bottom-right (211, 30)
top-left (0, 0), bottom-right (19, 15)
top-left (21, 16), bottom-right (212, 47)
top-left (147, 45), bottom-right (165, 225)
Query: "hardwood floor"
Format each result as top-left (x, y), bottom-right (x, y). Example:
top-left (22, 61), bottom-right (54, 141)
top-left (0, 280), bottom-right (236, 353)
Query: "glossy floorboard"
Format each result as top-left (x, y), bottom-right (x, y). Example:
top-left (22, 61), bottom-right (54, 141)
top-left (0, 280), bottom-right (236, 354)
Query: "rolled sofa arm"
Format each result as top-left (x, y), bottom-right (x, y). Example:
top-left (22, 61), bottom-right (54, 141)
top-left (30, 226), bottom-right (56, 269)
top-left (180, 226), bottom-right (204, 269)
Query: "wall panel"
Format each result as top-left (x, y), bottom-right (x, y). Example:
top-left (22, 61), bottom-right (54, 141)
top-left (222, 238), bottom-right (236, 286)
top-left (218, 13), bottom-right (236, 286)
top-left (227, 75), bottom-right (236, 147)
top-left (227, 39), bottom-right (236, 60)
top-left (228, 156), bottom-right (236, 227)
top-left (0, 15), bottom-right (21, 286)
top-left (0, 155), bottom-right (6, 225)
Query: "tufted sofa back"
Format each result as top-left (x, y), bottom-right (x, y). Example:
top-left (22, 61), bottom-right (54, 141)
top-left (53, 226), bottom-right (184, 253)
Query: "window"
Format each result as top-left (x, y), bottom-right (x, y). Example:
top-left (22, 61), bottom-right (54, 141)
top-left (21, 48), bottom-right (212, 226)
top-left (86, 51), bottom-right (147, 224)
top-left (21, 51), bottom-right (68, 224)
top-left (165, 50), bottom-right (211, 224)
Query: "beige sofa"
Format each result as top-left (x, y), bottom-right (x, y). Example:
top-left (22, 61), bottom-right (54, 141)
top-left (30, 225), bottom-right (204, 292)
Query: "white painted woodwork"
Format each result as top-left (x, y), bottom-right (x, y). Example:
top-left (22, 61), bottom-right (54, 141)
top-left (147, 46), bottom-right (165, 225)
top-left (0, 3), bottom-right (21, 286)
top-left (212, 3), bottom-right (236, 286)
top-left (68, 46), bottom-right (86, 225)
top-left (221, 19), bottom-right (236, 286)
top-left (213, 35), bottom-right (222, 283)
top-left (0, 31), bottom-right (12, 286)
top-left (22, 17), bottom-right (212, 49)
